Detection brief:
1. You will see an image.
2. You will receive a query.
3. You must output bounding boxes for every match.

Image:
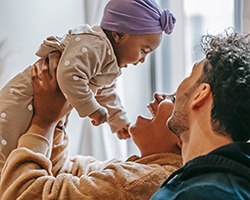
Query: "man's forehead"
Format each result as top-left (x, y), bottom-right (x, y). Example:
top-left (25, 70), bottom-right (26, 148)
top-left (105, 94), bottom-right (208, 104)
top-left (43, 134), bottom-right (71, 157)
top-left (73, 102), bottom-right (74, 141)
top-left (191, 59), bottom-right (206, 74)
top-left (192, 62), bottom-right (198, 71)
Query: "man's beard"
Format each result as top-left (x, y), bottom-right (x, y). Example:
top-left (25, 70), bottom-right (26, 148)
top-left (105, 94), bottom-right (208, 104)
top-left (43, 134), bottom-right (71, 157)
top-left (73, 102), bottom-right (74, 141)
top-left (167, 102), bottom-right (189, 137)
top-left (167, 88), bottom-right (195, 137)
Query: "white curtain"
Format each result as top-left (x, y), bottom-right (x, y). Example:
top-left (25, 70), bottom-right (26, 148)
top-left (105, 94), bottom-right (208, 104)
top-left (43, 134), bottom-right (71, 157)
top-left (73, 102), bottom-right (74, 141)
top-left (243, 0), bottom-right (250, 34)
top-left (0, 28), bottom-right (19, 89)
top-left (154, 0), bottom-right (186, 94)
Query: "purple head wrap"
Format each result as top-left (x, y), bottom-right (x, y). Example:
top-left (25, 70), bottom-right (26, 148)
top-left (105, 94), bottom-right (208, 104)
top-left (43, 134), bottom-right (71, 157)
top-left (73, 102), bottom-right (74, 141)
top-left (100, 0), bottom-right (176, 35)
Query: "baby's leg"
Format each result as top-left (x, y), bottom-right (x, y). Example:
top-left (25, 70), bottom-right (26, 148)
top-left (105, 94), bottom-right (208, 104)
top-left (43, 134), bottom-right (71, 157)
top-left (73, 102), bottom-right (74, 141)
top-left (0, 65), bottom-right (33, 172)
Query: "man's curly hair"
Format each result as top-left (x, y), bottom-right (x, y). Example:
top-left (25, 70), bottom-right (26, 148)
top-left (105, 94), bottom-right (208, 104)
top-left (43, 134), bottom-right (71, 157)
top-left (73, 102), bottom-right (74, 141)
top-left (199, 28), bottom-right (250, 142)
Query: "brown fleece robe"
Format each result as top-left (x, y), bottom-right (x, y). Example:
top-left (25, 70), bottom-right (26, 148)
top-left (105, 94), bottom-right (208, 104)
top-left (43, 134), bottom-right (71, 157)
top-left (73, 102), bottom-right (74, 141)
top-left (0, 129), bottom-right (182, 200)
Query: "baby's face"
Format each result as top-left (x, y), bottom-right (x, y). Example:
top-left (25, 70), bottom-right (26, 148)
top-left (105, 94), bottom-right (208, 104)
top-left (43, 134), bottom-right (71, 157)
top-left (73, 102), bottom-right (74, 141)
top-left (115, 33), bottom-right (162, 68)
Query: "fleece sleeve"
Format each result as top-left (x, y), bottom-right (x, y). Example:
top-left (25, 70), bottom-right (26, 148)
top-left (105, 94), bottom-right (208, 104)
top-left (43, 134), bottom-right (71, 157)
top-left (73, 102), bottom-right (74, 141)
top-left (0, 133), bottom-right (178, 200)
top-left (0, 133), bottom-right (124, 200)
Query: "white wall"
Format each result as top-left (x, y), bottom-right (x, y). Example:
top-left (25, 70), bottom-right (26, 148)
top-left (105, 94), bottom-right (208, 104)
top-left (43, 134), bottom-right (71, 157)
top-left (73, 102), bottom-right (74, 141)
top-left (0, 0), bottom-right (84, 85)
top-left (0, 0), bottom-right (87, 157)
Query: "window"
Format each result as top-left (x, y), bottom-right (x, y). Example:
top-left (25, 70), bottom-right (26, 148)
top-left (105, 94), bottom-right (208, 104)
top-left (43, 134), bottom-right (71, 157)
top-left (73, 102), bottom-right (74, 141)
top-left (152, 0), bottom-right (236, 96)
top-left (184, 0), bottom-right (235, 75)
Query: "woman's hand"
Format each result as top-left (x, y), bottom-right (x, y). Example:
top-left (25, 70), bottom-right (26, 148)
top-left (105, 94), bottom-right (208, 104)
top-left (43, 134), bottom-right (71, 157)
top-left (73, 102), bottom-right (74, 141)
top-left (116, 124), bottom-right (131, 139)
top-left (29, 54), bottom-right (72, 139)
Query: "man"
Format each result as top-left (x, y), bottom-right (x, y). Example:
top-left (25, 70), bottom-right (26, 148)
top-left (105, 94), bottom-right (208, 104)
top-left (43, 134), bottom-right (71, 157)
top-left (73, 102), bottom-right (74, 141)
top-left (151, 29), bottom-right (250, 199)
top-left (0, 57), bottom-right (182, 199)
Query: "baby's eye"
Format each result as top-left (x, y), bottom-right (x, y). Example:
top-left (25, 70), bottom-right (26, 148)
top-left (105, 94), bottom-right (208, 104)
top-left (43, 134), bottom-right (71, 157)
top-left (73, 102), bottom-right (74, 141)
top-left (141, 49), bottom-right (147, 54)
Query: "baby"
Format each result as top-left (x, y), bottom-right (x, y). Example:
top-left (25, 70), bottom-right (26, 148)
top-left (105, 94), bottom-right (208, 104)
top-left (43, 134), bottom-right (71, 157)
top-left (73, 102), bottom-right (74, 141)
top-left (0, 0), bottom-right (176, 172)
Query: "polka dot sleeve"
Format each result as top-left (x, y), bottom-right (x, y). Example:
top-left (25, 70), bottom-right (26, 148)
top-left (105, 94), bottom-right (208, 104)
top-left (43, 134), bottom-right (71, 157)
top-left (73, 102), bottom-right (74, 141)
top-left (56, 34), bottom-right (119, 118)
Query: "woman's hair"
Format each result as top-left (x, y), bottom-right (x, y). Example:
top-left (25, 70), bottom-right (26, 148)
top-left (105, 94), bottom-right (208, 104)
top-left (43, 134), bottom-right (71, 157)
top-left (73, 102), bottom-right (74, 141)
top-left (200, 28), bottom-right (250, 141)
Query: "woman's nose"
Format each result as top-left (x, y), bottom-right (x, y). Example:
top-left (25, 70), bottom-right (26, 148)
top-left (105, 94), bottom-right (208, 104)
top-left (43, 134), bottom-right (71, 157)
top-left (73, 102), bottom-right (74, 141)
top-left (154, 93), bottom-right (166, 103)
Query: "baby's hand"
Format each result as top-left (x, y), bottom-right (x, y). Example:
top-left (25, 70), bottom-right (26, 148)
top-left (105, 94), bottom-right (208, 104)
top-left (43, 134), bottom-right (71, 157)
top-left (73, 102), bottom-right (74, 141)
top-left (89, 107), bottom-right (108, 126)
top-left (116, 124), bottom-right (131, 139)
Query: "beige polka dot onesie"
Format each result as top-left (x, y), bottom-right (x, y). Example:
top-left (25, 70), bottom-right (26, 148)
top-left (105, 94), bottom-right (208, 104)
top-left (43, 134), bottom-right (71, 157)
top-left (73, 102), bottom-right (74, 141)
top-left (0, 24), bottom-right (130, 172)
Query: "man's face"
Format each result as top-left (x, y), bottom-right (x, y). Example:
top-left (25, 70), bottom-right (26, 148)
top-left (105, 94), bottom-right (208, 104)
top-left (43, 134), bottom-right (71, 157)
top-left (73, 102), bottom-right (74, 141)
top-left (168, 59), bottom-right (206, 137)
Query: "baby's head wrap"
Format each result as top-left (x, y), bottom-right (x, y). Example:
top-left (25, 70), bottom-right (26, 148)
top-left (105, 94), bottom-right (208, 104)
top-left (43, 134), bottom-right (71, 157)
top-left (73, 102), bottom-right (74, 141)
top-left (100, 0), bottom-right (176, 35)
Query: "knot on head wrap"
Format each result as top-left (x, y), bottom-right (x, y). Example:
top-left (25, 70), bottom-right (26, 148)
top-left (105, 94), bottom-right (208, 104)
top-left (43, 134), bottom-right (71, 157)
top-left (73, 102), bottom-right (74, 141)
top-left (101, 0), bottom-right (176, 35)
top-left (160, 9), bottom-right (176, 34)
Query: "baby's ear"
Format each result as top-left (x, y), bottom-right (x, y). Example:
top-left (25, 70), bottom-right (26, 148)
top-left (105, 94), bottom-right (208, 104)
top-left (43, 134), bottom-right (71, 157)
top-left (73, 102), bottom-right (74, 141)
top-left (112, 32), bottom-right (126, 43)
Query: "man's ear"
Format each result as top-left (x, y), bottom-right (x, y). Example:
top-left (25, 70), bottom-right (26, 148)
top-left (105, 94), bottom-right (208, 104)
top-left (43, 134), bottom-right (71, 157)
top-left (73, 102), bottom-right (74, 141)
top-left (112, 32), bottom-right (126, 43)
top-left (191, 83), bottom-right (211, 109)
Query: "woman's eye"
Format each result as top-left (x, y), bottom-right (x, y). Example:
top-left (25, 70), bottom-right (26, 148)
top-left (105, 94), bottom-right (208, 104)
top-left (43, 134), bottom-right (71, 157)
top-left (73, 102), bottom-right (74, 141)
top-left (171, 96), bottom-right (176, 103)
top-left (169, 93), bottom-right (176, 103)
top-left (166, 93), bottom-right (176, 103)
